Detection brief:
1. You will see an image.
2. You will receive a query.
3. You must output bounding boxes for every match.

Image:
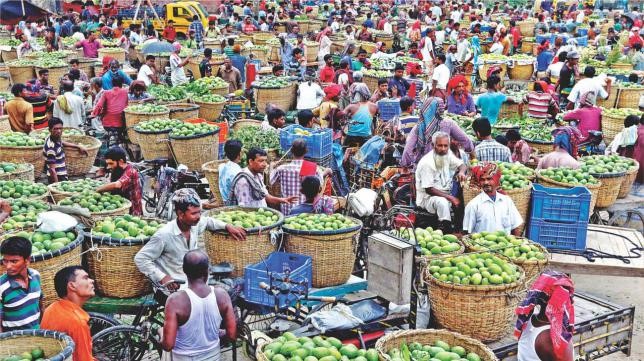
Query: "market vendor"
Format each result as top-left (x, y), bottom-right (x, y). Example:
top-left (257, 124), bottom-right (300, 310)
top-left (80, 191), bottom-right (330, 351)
top-left (290, 176), bottom-right (335, 215)
top-left (127, 81), bottom-right (152, 102)
top-left (506, 129), bottom-right (534, 165)
top-left (102, 59), bottom-right (132, 90)
top-left (388, 63), bottom-right (411, 98)
top-left (135, 188), bottom-right (246, 292)
top-left (44, 117), bottom-right (88, 184)
top-left (536, 127), bottom-right (582, 170)
top-left (446, 75), bottom-right (476, 116)
top-left (96, 146), bottom-right (143, 216)
top-left (463, 162), bottom-right (523, 236)
top-left (415, 131), bottom-right (467, 233)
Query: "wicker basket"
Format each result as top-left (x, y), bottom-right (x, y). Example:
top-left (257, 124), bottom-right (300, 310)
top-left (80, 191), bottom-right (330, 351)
top-left (268, 45), bottom-right (281, 62)
top-left (618, 161), bottom-right (639, 198)
top-left (232, 118), bottom-right (262, 131)
top-left (364, 74), bottom-right (390, 93)
top-left (309, 20), bottom-right (325, 32)
top-left (188, 57), bottom-right (203, 80)
top-left (359, 41), bottom-right (378, 54)
top-left (283, 216), bottom-right (362, 288)
top-left (133, 127), bottom-right (172, 161)
top-left (35, 65), bottom-right (69, 84)
top-left (85, 223), bottom-right (162, 298)
top-left (167, 103), bottom-right (200, 121)
top-left (611, 63), bottom-right (633, 72)
top-left (0, 228), bottom-right (83, 307)
top-left (479, 63), bottom-right (507, 82)
top-left (304, 43), bottom-right (319, 63)
top-left (61, 134), bottom-right (101, 177)
top-left (517, 20), bottom-right (537, 37)
top-left (374, 34), bottom-right (394, 49)
top-left (252, 32), bottom-right (274, 46)
top-left (7, 63), bottom-right (35, 85)
top-left (211, 85), bottom-right (229, 97)
top-left (98, 48), bottom-right (125, 62)
top-left (616, 88), bottom-right (642, 109)
top-left (508, 63), bottom-right (533, 80)
top-left (169, 129), bottom-right (220, 171)
top-left (194, 99), bottom-right (226, 121)
top-left (0, 163), bottom-right (34, 182)
top-left (0, 144), bottom-right (45, 179)
top-left (0, 330), bottom-right (75, 361)
top-left (498, 102), bottom-right (520, 120)
top-left (425, 260), bottom-right (526, 341)
top-left (596, 86), bottom-right (617, 108)
top-left (591, 171), bottom-right (625, 208)
top-left (536, 172), bottom-right (601, 212)
top-left (0, 48), bottom-right (17, 63)
top-left (124, 108), bottom-right (170, 143)
top-left (204, 206), bottom-right (283, 277)
top-left (255, 83), bottom-right (297, 113)
top-left (375, 329), bottom-right (498, 361)
top-left (247, 47), bottom-right (269, 64)
top-left (47, 182), bottom-right (98, 204)
top-left (77, 58), bottom-right (97, 78)
top-left (525, 139), bottom-right (553, 154)
top-left (0, 114), bottom-right (9, 132)
top-left (601, 112), bottom-right (625, 145)
top-left (520, 41), bottom-right (534, 54)
top-left (202, 160), bottom-right (227, 207)
top-left (504, 183), bottom-right (532, 234)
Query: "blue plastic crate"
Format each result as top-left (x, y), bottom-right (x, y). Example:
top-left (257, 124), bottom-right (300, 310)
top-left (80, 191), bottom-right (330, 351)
top-left (377, 99), bottom-right (401, 121)
top-left (280, 124), bottom-right (333, 158)
top-left (244, 252), bottom-right (312, 309)
top-left (530, 184), bottom-right (591, 223)
top-left (527, 219), bottom-right (587, 251)
top-left (576, 28), bottom-right (588, 37)
top-left (572, 36), bottom-right (588, 46)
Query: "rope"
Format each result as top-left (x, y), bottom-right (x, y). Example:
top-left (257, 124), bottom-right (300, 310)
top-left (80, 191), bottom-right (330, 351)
top-left (548, 228), bottom-right (644, 264)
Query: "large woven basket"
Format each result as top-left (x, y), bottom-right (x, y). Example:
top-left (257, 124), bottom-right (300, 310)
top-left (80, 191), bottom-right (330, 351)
top-left (57, 198), bottom-right (132, 218)
top-left (618, 161), bottom-right (639, 198)
top-left (76, 57), bottom-right (97, 78)
top-left (0, 144), bottom-right (45, 179)
top-left (596, 85), bottom-right (617, 108)
top-left (283, 216), bottom-right (362, 287)
top-left (85, 222), bottom-right (162, 298)
top-left (0, 48), bottom-right (17, 63)
top-left (255, 83), bottom-right (297, 113)
top-left (202, 160), bottom-right (227, 207)
top-left (0, 228), bottom-right (83, 307)
top-left (517, 20), bottom-right (537, 37)
top-left (359, 41), bottom-right (378, 54)
top-left (268, 45), bottom-right (281, 62)
top-left (167, 103), bottom-right (200, 121)
top-left (188, 57), bottom-right (203, 80)
top-left (611, 63), bottom-right (633, 72)
top-left (520, 41), bottom-right (534, 54)
top-left (169, 129), bottom-right (220, 171)
top-left (195, 99), bottom-right (226, 121)
top-left (210, 85), bottom-right (229, 97)
top-left (601, 112), bottom-right (625, 145)
top-left (98, 48), bottom-right (125, 62)
top-left (479, 63), bottom-right (507, 82)
top-left (61, 134), bottom-right (101, 177)
top-left (0, 330), bottom-right (75, 361)
top-left (525, 139), bottom-right (553, 154)
top-left (616, 88), bottom-right (642, 109)
top-left (0, 114), bottom-right (10, 132)
top-left (375, 329), bottom-right (498, 361)
top-left (364, 74), bottom-right (390, 93)
top-left (498, 102), bottom-right (520, 120)
top-left (591, 171), bottom-right (625, 208)
top-left (374, 34), bottom-right (394, 49)
top-left (504, 183), bottom-right (533, 234)
top-left (204, 207), bottom-right (283, 277)
top-left (247, 47), bottom-right (269, 64)
top-left (508, 63), bottom-right (533, 80)
top-left (47, 184), bottom-right (83, 204)
top-left (124, 108), bottom-right (170, 143)
top-left (232, 119), bottom-right (262, 132)
top-left (133, 127), bottom-right (173, 161)
top-left (304, 43), bottom-right (319, 63)
top-left (252, 32), bottom-right (274, 46)
top-left (0, 163), bottom-right (34, 182)
top-left (425, 261), bottom-right (526, 341)
top-left (35, 65), bottom-right (69, 85)
top-left (536, 172), bottom-right (601, 212)
top-left (7, 63), bottom-right (35, 85)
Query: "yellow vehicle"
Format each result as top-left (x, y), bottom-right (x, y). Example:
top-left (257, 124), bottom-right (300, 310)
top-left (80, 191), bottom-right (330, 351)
top-left (121, 0), bottom-right (210, 39)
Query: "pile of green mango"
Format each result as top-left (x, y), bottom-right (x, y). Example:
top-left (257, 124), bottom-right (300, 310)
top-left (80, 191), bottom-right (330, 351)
top-left (255, 76), bottom-right (292, 88)
top-left (0, 180), bottom-right (47, 200)
top-left (125, 104), bottom-right (169, 113)
top-left (601, 107), bottom-right (643, 118)
top-left (193, 94), bottom-right (227, 103)
top-left (466, 231), bottom-right (546, 261)
top-left (5, 230), bottom-right (77, 255)
top-left (148, 85), bottom-right (188, 102)
top-left (169, 122), bottom-right (219, 138)
top-left (135, 118), bottom-right (183, 132)
top-left (1, 198), bottom-right (49, 230)
top-left (539, 167), bottom-right (599, 186)
top-left (1, 347), bottom-right (45, 361)
top-left (50, 179), bottom-right (105, 194)
top-left (284, 213), bottom-right (356, 232)
top-left (396, 227), bottom-right (462, 256)
top-left (212, 208), bottom-right (279, 229)
top-left (30, 128), bottom-right (84, 140)
top-left (58, 191), bottom-right (129, 213)
top-left (427, 252), bottom-right (521, 286)
top-left (0, 162), bottom-right (29, 175)
top-left (387, 340), bottom-right (482, 361)
top-left (92, 215), bottom-right (164, 239)
top-left (0, 132), bottom-right (45, 147)
top-left (580, 155), bottom-right (636, 175)
top-left (262, 332), bottom-right (379, 361)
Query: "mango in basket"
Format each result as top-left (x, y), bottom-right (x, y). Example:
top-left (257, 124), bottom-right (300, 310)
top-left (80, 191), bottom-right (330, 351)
top-left (92, 215), bottom-right (165, 239)
top-left (0, 229), bottom-right (76, 256)
top-left (389, 339), bottom-right (481, 361)
top-left (580, 155), bottom-right (635, 175)
top-left (427, 252), bottom-right (520, 286)
top-left (0, 180), bottom-right (47, 200)
top-left (283, 213), bottom-right (356, 232)
top-left (212, 208), bottom-right (278, 229)
top-left (50, 179), bottom-right (104, 194)
top-left (0, 132), bottom-right (45, 146)
top-left (539, 167), bottom-right (598, 186)
top-left (58, 191), bottom-right (128, 213)
top-left (263, 334), bottom-right (377, 361)
top-left (2, 347), bottom-right (46, 361)
top-left (468, 231), bottom-right (546, 261)
top-left (396, 227), bottom-right (461, 256)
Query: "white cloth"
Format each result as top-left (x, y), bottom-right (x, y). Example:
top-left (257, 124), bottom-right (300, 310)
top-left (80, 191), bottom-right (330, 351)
top-left (53, 92), bottom-right (85, 129)
top-left (450, 10), bottom-right (462, 23)
top-left (421, 37), bottom-right (434, 60)
top-left (566, 77), bottom-right (608, 108)
top-left (371, 51), bottom-right (398, 60)
top-left (72, 32), bottom-right (85, 42)
top-left (423, 196), bottom-right (453, 221)
top-left (297, 82), bottom-right (325, 110)
top-left (415, 150), bottom-right (463, 214)
top-left (463, 191), bottom-right (523, 234)
top-left (431, 5), bottom-right (442, 18)
top-left (607, 125), bottom-right (638, 154)
top-left (383, 22), bottom-right (393, 34)
top-left (173, 287), bottom-right (222, 359)
top-left (432, 64), bottom-right (450, 90)
top-left (232, 168), bottom-right (269, 208)
top-left (318, 35), bottom-right (332, 61)
top-left (137, 64), bottom-right (155, 86)
top-left (170, 53), bottom-right (188, 86)
top-left (517, 317), bottom-right (552, 361)
top-left (456, 39), bottom-right (471, 63)
top-left (489, 42), bottom-right (504, 54)
top-left (435, 31), bottom-right (445, 46)
top-left (546, 62), bottom-right (564, 78)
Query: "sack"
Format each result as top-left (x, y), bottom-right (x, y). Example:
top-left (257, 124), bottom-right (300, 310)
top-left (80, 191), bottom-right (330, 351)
top-left (347, 188), bottom-right (378, 216)
top-left (36, 211), bottom-right (78, 233)
top-left (307, 304), bottom-right (364, 333)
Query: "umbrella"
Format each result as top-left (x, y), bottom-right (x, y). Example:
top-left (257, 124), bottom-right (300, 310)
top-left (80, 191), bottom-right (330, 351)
top-left (0, 0), bottom-right (52, 25)
top-left (141, 41), bottom-right (175, 54)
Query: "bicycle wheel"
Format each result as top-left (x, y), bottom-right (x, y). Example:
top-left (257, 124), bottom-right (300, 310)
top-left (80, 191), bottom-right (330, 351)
top-left (88, 312), bottom-right (120, 337)
top-left (93, 325), bottom-right (160, 361)
top-left (155, 189), bottom-right (173, 220)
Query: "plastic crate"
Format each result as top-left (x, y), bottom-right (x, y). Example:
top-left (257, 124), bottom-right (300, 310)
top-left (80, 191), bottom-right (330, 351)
top-left (280, 124), bottom-right (333, 158)
top-left (377, 99), bottom-right (401, 121)
top-left (576, 28), bottom-right (588, 37)
top-left (244, 252), bottom-right (312, 309)
top-left (218, 143), bottom-right (225, 160)
top-left (527, 219), bottom-right (587, 251)
top-left (573, 36), bottom-right (588, 46)
top-left (530, 184), bottom-right (591, 223)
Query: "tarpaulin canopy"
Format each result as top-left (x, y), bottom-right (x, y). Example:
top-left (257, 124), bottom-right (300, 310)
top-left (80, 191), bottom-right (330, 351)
top-left (0, 0), bottom-right (51, 25)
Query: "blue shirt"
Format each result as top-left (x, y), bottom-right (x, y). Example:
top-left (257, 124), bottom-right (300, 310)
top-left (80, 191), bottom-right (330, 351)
top-left (0, 268), bottom-right (42, 332)
top-left (363, 19), bottom-right (374, 28)
top-left (388, 77), bottom-right (410, 97)
top-left (536, 51), bottom-right (554, 72)
top-left (219, 161), bottom-right (242, 204)
top-left (290, 203), bottom-right (314, 215)
top-left (102, 70), bottom-right (132, 90)
top-left (229, 54), bottom-right (247, 82)
top-left (475, 92), bottom-right (507, 125)
top-left (189, 21), bottom-right (204, 43)
top-left (348, 104), bottom-right (373, 137)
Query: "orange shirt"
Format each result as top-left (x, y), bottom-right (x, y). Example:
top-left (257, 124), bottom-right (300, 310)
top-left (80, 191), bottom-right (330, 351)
top-left (41, 299), bottom-right (95, 361)
top-left (5, 97), bottom-right (34, 133)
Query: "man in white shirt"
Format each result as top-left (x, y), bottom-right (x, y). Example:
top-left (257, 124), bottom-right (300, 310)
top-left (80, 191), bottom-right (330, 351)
top-left (546, 51), bottom-right (567, 79)
top-left (434, 26), bottom-right (446, 46)
top-left (431, 4), bottom-right (443, 20)
top-left (463, 163), bottom-right (523, 235)
top-left (296, 76), bottom-right (324, 110)
top-left (53, 80), bottom-right (85, 129)
top-left (566, 66), bottom-right (611, 109)
top-left (383, 18), bottom-right (393, 34)
top-left (137, 54), bottom-right (159, 86)
top-left (431, 54), bottom-right (450, 99)
top-left (450, 6), bottom-right (462, 23)
top-left (415, 132), bottom-right (467, 233)
top-left (331, 16), bottom-right (342, 32)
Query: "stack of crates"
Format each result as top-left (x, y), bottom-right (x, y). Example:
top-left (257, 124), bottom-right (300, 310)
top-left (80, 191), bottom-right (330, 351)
top-left (377, 99), bottom-right (401, 122)
top-left (279, 124), bottom-right (333, 160)
top-left (527, 184), bottom-right (591, 251)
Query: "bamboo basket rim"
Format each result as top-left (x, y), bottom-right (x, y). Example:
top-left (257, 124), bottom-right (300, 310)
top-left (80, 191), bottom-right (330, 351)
top-left (166, 102), bottom-right (200, 112)
top-left (62, 134), bottom-right (101, 150)
top-left (253, 83), bottom-right (296, 90)
top-left (35, 65), bottom-right (69, 70)
top-left (206, 206), bottom-right (284, 234)
top-left (0, 329), bottom-right (75, 360)
top-left (169, 128), bottom-right (220, 140)
top-left (202, 159), bottom-right (228, 173)
top-left (6, 63), bottom-right (35, 69)
top-left (56, 198), bottom-right (132, 216)
top-left (1, 226), bottom-right (83, 263)
top-left (0, 163), bottom-right (34, 180)
top-left (47, 180), bottom-right (105, 198)
top-left (194, 98), bottom-right (227, 105)
top-left (85, 217), bottom-right (166, 246)
top-left (462, 235), bottom-right (549, 268)
top-left (124, 108), bottom-right (170, 115)
top-left (282, 214), bottom-right (363, 236)
top-left (133, 126), bottom-right (173, 135)
top-left (375, 329), bottom-right (499, 361)
top-left (0, 143), bottom-right (45, 151)
top-left (425, 255), bottom-right (526, 292)
top-left (536, 171), bottom-right (601, 189)
top-left (587, 170), bottom-right (626, 179)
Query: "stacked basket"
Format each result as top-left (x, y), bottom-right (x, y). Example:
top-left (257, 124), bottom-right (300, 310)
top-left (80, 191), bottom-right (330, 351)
top-left (124, 106), bottom-right (170, 143)
top-left (195, 97), bottom-right (226, 121)
top-left (508, 60), bottom-right (534, 81)
top-left (35, 65), bottom-right (69, 85)
top-left (525, 138), bottom-right (553, 154)
top-left (98, 47), bottom-right (126, 62)
top-left (202, 160), bottom-right (227, 207)
top-left (616, 86), bottom-right (643, 109)
top-left (254, 81), bottom-right (297, 113)
top-left (61, 135), bottom-right (101, 177)
top-left (589, 171), bottom-right (625, 208)
top-left (364, 73), bottom-right (391, 93)
top-left (252, 32), bottom-right (274, 46)
top-left (133, 123), bottom-right (174, 160)
top-left (169, 121), bottom-right (220, 171)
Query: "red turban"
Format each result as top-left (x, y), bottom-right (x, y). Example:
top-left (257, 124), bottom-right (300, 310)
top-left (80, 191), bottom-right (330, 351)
top-left (469, 162), bottom-right (502, 189)
top-left (447, 75), bottom-right (469, 105)
top-left (324, 84), bottom-right (342, 100)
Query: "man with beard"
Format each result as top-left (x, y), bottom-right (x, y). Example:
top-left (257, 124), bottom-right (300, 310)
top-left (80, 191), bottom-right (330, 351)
top-left (43, 117), bottom-right (88, 184)
top-left (101, 59), bottom-right (132, 90)
top-left (415, 132), bottom-right (467, 233)
top-left (462, 162), bottom-right (523, 236)
top-left (96, 147), bottom-right (142, 215)
top-left (135, 189), bottom-right (246, 293)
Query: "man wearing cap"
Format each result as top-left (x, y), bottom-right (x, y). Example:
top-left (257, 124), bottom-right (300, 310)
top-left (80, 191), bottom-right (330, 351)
top-left (558, 50), bottom-right (580, 109)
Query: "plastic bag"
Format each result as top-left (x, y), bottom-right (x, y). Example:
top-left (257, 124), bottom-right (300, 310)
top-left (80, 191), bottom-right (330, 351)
top-left (36, 211), bottom-right (78, 233)
top-left (307, 304), bottom-right (364, 333)
top-left (347, 188), bottom-right (378, 217)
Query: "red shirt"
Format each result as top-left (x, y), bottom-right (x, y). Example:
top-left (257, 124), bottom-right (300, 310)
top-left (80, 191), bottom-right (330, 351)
top-left (510, 27), bottom-right (521, 47)
top-left (242, 23), bottom-right (256, 33)
top-left (162, 26), bottom-right (177, 42)
top-left (629, 34), bottom-right (643, 48)
top-left (319, 65), bottom-right (336, 83)
top-left (116, 163), bottom-right (143, 216)
top-left (92, 87), bottom-right (128, 128)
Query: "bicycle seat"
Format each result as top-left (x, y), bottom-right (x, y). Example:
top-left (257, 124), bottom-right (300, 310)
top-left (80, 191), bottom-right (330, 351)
top-left (210, 262), bottom-right (234, 278)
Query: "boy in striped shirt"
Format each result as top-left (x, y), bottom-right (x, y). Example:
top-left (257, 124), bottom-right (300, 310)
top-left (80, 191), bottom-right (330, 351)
top-left (0, 236), bottom-right (43, 332)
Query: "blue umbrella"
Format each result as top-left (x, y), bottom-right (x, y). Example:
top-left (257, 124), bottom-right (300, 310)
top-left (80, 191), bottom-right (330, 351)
top-left (141, 41), bottom-right (175, 54)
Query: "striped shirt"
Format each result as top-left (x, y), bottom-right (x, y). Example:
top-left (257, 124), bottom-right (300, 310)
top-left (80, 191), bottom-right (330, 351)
top-left (524, 92), bottom-right (557, 119)
top-left (393, 115), bottom-right (419, 135)
top-left (43, 136), bottom-right (67, 178)
top-left (0, 268), bottom-right (42, 331)
top-left (475, 139), bottom-right (512, 163)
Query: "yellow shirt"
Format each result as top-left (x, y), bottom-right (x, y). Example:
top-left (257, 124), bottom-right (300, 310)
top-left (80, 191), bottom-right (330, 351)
top-left (312, 101), bottom-right (338, 128)
top-left (5, 97), bottom-right (34, 133)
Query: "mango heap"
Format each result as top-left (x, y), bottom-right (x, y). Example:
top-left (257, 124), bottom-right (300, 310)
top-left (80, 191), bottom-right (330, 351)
top-left (4, 230), bottom-right (77, 255)
top-left (50, 179), bottom-right (105, 194)
top-left (0, 132), bottom-right (45, 147)
top-left (284, 213), bottom-right (356, 232)
top-left (467, 231), bottom-right (546, 261)
top-left (125, 104), bottom-right (169, 113)
top-left (263, 332), bottom-right (379, 361)
top-left (212, 208), bottom-right (279, 229)
top-left (428, 253), bottom-right (521, 286)
top-left (0, 162), bottom-right (28, 175)
top-left (0, 180), bottom-right (47, 200)
top-left (29, 128), bottom-right (84, 140)
top-left (135, 118), bottom-right (183, 132)
top-left (387, 340), bottom-right (482, 361)
top-left (293, 128), bottom-right (312, 136)
top-left (1, 347), bottom-right (45, 361)
top-left (539, 167), bottom-right (599, 186)
top-left (170, 122), bottom-right (219, 138)
top-left (92, 215), bottom-right (164, 239)
top-left (256, 76), bottom-right (292, 88)
top-left (496, 162), bottom-right (533, 190)
top-left (397, 227), bottom-right (461, 256)
top-left (58, 191), bottom-right (129, 213)
top-left (580, 155), bottom-right (636, 174)
top-left (1, 199), bottom-right (49, 230)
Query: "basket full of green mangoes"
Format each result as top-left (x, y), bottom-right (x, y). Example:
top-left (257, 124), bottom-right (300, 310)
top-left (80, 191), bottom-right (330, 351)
top-left (0, 330), bottom-right (74, 361)
top-left (258, 333), bottom-right (381, 361)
